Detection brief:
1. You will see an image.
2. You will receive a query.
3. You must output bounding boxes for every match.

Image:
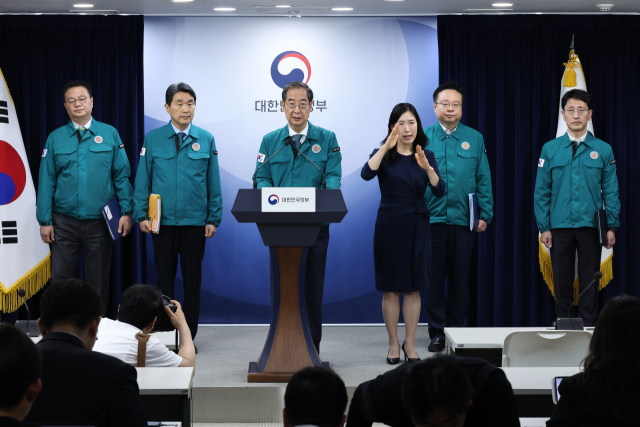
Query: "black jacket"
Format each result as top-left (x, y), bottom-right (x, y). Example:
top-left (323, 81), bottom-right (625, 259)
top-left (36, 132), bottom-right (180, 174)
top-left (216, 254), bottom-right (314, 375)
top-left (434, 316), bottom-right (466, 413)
top-left (346, 357), bottom-right (520, 427)
top-left (24, 332), bottom-right (147, 427)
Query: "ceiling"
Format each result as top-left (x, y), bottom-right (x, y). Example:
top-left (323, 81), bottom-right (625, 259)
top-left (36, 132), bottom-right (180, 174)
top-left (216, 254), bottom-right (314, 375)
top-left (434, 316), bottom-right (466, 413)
top-left (1, 0), bottom-right (639, 16)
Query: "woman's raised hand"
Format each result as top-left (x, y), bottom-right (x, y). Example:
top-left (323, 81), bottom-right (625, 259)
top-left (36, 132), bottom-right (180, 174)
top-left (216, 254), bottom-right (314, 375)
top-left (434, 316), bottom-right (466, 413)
top-left (415, 145), bottom-right (433, 171)
top-left (383, 123), bottom-right (399, 150)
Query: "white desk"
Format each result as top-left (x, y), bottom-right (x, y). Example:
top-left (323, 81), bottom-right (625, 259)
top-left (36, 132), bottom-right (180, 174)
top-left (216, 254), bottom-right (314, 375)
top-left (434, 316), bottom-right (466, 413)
top-left (136, 367), bottom-right (194, 396)
top-left (502, 367), bottom-right (581, 395)
top-left (445, 327), bottom-right (556, 352)
top-left (502, 366), bottom-right (581, 419)
top-left (137, 367), bottom-right (194, 427)
top-left (520, 418), bottom-right (549, 427)
top-left (31, 330), bottom-right (179, 350)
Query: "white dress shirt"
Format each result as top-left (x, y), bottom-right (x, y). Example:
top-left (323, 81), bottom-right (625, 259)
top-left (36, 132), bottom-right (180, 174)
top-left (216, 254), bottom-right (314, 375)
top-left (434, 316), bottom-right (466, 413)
top-left (567, 130), bottom-right (588, 146)
top-left (289, 123), bottom-right (309, 144)
top-left (72, 117), bottom-right (92, 130)
top-left (93, 318), bottom-right (182, 367)
top-left (440, 122), bottom-right (458, 135)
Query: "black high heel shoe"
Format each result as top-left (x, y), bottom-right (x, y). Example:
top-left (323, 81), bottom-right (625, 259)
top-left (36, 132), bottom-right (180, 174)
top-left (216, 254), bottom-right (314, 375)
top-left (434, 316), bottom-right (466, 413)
top-left (387, 348), bottom-right (400, 365)
top-left (402, 341), bottom-right (420, 362)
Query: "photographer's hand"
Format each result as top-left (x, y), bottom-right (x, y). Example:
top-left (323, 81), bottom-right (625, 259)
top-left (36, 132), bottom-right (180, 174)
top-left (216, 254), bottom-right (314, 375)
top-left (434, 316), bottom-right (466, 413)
top-left (167, 300), bottom-right (196, 368)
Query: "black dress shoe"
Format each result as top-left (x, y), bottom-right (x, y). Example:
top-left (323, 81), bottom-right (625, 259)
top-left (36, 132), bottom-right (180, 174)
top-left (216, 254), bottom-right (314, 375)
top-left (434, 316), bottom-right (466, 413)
top-left (402, 341), bottom-right (420, 362)
top-left (387, 348), bottom-right (400, 365)
top-left (428, 337), bottom-right (445, 353)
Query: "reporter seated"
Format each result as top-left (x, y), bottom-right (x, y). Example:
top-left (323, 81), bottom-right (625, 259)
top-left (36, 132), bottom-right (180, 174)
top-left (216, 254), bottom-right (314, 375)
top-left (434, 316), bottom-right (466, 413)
top-left (93, 284), bottom-right (195, 368)
top-left (0, 324), bottom-right (42, 427)
top-left (346, 354), bottom-right (519, 427)
top-left (547, 294), bottom-right (640, 426)
top-left (24, 279), bottom-right (147, 427)
top-left (284, 367), bottom-right (348, 427)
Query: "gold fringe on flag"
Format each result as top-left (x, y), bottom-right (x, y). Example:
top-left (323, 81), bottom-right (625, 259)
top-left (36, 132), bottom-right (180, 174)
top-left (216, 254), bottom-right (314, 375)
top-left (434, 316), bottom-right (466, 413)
top-left (0, 253), bottom-right (50, 313)
top-left (562, 49), bottom-right (579, 87)
top-left (538, 237), bottom-right (612, 304)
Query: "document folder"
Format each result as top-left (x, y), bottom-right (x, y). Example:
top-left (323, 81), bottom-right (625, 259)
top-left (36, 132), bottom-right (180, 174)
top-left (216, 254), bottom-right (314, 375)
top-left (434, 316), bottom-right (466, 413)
top-left (101, 196), bottom-right (121, 241)
top-left (469, 193), bottom-right (479, 231)
top-left (596, 209), bottom-right (608, 246)
top-left (148, 194), bottom-right (161, 234)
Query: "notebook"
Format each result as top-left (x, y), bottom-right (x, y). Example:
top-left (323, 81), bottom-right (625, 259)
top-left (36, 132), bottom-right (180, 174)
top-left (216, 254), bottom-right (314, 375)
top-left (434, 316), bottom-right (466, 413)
top-left (148, 194), bottom-right (161, 234)
top-left (101, 196), bottom-right (121, 241)
top-left (469, 193), bottom-right (479, 231)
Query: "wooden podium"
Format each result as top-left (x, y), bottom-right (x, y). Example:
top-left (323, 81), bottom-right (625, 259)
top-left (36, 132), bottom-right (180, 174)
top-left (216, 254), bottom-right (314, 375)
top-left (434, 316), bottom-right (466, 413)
top-left (231, 189), bottom-right (348, 382)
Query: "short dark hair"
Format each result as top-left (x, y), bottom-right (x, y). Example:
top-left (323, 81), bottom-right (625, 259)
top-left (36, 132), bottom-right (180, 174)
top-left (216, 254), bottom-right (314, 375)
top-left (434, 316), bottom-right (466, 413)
top-left (381, 103), bottom-right (428, 164)
top-left (117, 284), bottom-right (164, 330)
top-left (61, 80), bottom-right (92, 101)
top-left (433, 81), bottom-right (466, 104)
top-left (281, 81), bottom-right (314, 104)
top-left (40, 279), bottom-right (102, 332)
top-left (561, 88), bottom-right (592, 110)
top-left (401, 355), bottom-right (473, 424)
top-left (284, 367), bottom-right (348, 427)
top-left (166, 82), bottom-right (197, 105)
top-left (0, 324), bottom-right (42, 410)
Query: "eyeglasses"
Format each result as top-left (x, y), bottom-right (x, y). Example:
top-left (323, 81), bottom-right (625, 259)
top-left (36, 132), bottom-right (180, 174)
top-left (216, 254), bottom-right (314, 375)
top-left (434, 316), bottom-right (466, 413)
top-left (436, 102), bottom-right (462, 110)
top-left (66, 96), bottom-right (89, 105)
top-left (564, 108), bottom-right (589, 116)
top-left (285, 102), bottom-right (309, 110)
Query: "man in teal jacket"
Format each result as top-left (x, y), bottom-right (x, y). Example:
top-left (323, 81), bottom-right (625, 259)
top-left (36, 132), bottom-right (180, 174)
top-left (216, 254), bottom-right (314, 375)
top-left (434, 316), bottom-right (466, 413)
top-left (423, 81), bottom-right (494, 352)
top-left (37, 80), bottom-right (133, 314)
top-left (134, 83), bottom-right (222, 341)
top-left (535, 89), bottom-right (620, 326)
top-left (255, 81), bottom-right (342, 353)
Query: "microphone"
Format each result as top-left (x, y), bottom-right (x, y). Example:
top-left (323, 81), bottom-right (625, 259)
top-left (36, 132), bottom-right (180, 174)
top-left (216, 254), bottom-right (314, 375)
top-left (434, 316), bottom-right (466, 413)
top-left (290, 138), bottom-right (327, 189)
top-left (15, 289), bottom-right (39, 337)
top-left (556, 271), bottom-right (603, 330)
top-left (251, 138), bottom-right (293, 189)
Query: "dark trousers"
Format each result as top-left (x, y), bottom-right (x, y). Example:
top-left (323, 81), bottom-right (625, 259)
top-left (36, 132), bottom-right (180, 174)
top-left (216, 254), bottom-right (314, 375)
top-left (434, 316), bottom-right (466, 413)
top-left (152, 225), bottom-right (206, 339)
top-left (50, 212), bottom-right (113, 316)
top-left (305, 225), bottom-right (330, 353)
top-left (550, 228), bottom-right (601, 326)
top-left (426, 224), bottom-right (477, 340)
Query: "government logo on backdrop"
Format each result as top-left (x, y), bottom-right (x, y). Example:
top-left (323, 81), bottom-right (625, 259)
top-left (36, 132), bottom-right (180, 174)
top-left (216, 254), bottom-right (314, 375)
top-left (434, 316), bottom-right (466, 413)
top-left (0, 69), bottom-right (50, 313)
top-left (257, 51), bottom-right (328, 113)
top-left (270, 51), bottom-right (311, 88)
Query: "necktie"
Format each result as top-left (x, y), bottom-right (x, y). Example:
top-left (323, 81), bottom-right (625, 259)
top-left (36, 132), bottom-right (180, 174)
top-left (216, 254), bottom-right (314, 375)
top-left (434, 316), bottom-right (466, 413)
top-left (292, 134), bottom-right (303, 159)
top-left (293, 134), bottom-right (303, 150)
top-left (571, 140), bottom-right (578, 157)
top-left (77, 126), bottom-right (86, 143)
top-left (175, 132), bottom-right (187, 153)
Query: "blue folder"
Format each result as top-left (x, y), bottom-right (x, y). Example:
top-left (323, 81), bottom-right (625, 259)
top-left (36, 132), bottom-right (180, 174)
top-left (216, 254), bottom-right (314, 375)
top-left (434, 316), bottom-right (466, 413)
top-left (469, 193), bottom-right (479, 231)
top-left (101, 196), bottom-right (121, 241)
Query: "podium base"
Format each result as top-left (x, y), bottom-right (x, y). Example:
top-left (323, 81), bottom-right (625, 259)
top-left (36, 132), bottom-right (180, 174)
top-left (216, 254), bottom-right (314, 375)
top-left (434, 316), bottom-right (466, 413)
top-left (247, 361), bottom-right (331, 383)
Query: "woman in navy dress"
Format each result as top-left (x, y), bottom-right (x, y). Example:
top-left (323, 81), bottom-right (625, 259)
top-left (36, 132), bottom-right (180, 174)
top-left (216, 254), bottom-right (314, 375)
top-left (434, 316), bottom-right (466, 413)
top-left (361, 103), bottom-right (444, 364)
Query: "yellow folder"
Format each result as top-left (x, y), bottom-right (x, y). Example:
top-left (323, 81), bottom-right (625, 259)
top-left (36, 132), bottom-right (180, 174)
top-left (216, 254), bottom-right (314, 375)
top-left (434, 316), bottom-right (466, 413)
top-left (148, 194), bottom-right (161, 234)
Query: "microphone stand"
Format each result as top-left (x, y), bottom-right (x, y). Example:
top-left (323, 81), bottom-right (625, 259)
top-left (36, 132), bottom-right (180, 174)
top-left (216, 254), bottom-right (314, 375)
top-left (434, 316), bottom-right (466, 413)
top-left (252, 139), bottom-right (292, 189)
top-left (290, 143), bottom-right (326, 189)
top-left (556, 272), bottom-right (602, 330)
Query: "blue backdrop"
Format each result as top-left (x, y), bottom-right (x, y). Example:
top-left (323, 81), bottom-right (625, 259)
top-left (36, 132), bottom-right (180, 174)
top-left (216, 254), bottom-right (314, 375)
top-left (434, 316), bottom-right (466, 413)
top-left (143, 16), bottom-right (439, 323)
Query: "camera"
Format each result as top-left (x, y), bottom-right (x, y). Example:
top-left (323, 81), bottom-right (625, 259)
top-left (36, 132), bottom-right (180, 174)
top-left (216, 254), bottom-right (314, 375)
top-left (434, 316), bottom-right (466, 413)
top-left (153, 295), bottom-right (177, 332)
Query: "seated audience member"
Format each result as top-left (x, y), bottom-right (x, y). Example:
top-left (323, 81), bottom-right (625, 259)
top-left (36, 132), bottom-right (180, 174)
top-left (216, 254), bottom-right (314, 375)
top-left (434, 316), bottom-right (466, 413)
top-left (24, 279), bottom-right (147, 427)
top-left (547, 294), bottom-right (640, 426)
top-left (346, 355), bottom-right (519, 427)
top-left (284, 367), bottom-right (348, 427)
top-left (93, 284), bottom-right (195, 367)
top-left (0, 325), bottom-right (42, 426)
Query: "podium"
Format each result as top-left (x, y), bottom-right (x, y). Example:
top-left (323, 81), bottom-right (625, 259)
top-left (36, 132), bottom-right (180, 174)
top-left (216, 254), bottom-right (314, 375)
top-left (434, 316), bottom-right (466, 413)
top-left (231, 189), bottom-right (348, 382)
